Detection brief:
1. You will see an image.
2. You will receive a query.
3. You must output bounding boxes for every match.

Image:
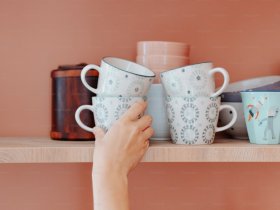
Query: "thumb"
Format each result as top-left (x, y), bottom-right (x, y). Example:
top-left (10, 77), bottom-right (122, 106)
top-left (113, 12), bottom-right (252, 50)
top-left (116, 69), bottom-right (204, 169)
top-left (93, 127), bottom-right (105, 141)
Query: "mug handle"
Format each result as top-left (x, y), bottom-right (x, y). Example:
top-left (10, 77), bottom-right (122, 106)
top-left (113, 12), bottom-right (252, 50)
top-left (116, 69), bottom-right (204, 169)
top-left (216, 104), bottom-right (237, 132)
top-left (209, 67), bottom-right (229, 97)
top-left (81, 64), bottom-right (101, 94)
top-left (75, 105), bottom-right (95, 132)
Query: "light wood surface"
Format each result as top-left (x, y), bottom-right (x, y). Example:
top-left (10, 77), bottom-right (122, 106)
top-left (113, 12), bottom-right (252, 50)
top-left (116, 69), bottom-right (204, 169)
top-left (1, 137), bottom-right (280, 163)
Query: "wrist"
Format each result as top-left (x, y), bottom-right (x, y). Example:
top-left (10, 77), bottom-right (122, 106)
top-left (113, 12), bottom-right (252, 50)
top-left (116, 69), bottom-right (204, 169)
top-left (93, 164), bottom-right (128, 179)
top-left (92, 162), bottom-right (128, 177)
top-left (93, 167), bottom-right (128, 191)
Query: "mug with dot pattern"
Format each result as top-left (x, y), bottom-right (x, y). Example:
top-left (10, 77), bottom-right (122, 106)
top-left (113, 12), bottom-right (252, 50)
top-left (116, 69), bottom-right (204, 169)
top-left (166, 96), bottom-right (237, 144)
top-left (81, 57), bottom-right (155, 97)
top-left (160, 62), bottom-right (229, 97)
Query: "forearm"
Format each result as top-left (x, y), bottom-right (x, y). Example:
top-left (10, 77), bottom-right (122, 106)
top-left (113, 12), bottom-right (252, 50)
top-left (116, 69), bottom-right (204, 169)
top-left (93, 169), bottom-right (130, 210)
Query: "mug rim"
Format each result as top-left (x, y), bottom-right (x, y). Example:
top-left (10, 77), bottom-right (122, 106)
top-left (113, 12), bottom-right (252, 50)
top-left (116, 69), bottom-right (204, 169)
top-left (160, 61), bottom-right (212, 75)
top-left (102, 56), bottom-right (156, 78)
top-left (92, 96), bottom-right (146, 99)
top-left (165, 96), bottom-right (221, 100)
top-left (240, 90), bottom-right (280, 93)
top-left (137, 41), bottom-right (190, 47)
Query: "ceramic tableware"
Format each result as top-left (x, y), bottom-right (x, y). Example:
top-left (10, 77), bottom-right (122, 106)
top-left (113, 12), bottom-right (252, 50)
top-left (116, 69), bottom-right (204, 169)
top-left (136, 55), bottom-right (190, 84)
top-left (136, 55), bottom-right (189, 69)
top-left (146, 84), bottom-right (170, 140)
top-left (241, 91), bottom-right (280, 144)
top-left (137, 41), bottom-right (190, 56)
top-left (160, 62), bottom-right (229, 97)
top-left (75, 96), bottom-right (146, 132)
top-left (166, 96), bottom-right (237, 145)
top-left (81, 57), bottom-right (155, 96)
top-left (221, 75), bottom-right (280, 102)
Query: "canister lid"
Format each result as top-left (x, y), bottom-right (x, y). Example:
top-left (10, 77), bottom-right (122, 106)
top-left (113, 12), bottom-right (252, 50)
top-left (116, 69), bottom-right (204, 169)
top-left (51, 63), bottom-right (99, 78)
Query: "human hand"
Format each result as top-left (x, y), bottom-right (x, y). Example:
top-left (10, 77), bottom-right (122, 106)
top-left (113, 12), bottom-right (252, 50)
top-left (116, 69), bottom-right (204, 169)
top-left (92, 101), bottom-right (153, 177)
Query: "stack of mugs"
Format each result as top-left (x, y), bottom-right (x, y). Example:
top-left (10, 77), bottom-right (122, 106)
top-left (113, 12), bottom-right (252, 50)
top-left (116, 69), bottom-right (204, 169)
top-left (160, 62), bottom-right (238, 145)
top-left (136, 41), bottom-right (190, 83)
top-left (75, 57), bottom-right (155, 133)
top-left (74, 56), bottom-right (238, 146)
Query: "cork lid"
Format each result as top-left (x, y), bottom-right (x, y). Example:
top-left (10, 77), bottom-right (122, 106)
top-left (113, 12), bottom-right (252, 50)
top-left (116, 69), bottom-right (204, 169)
top-left (51, 63), bottom-right (99, 78)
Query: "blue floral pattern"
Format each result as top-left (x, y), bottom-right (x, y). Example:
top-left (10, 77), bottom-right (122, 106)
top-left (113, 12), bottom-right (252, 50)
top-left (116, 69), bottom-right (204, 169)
top-left (114, 103), bottom-right (130, 119)
top-left (166, 103), bottom-right (175, 124)
top-left (202, 124), bottom-right (215, 144)
top-left (170, 125), bottom-right (178, 144)
top-left (94, 103), bottom-right (109, 124)
top-left (205, 103), bottom-right (218, 123)
top-left (180, 103), bottom-right (199, 124)
top-left (180, 125), bottom-right (199, 144)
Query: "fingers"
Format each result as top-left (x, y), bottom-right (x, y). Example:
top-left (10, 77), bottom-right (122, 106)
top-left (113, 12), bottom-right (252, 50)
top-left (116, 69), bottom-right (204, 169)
top-left (93, 127), bottom-right (105, 142)
top-left (141, 126), bottom-right (154, 140)
top-left (120, 101), bottom-right (147, 122)
top-left (135, 115), bottom-right (153, 130)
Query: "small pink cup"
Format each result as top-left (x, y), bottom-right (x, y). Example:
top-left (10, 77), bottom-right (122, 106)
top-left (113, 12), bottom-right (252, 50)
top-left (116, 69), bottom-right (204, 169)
top-left (137, 41), bottom-right (190, 56)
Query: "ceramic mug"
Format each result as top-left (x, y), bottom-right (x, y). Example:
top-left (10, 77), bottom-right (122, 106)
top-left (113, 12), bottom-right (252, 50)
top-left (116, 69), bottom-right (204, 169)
top-left (75, 96), bottom-right (146, 132)
top-left (81, 57), bottom-right (155, 96)
top-left (241, 91), bottom-right (280, 144)
top-left (160, 62), bottom-right (229, 97)
top-left (146, 84), bottom-right (170, 140)
top-left (165, 96), bottom-right (237, 145)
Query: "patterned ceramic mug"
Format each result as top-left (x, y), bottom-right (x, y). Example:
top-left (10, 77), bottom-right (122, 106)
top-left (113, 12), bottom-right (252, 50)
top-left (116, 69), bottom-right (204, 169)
top-left (81, 57), bottom-right (155, 96)
top-left (160, 62), bottom-right (229, 97)
top-left (165, 96), bottom-right (237, 145)
top-left (241, 91), bottom-right (280, 144)
top-left (75, 96), bottom-right (146, 132)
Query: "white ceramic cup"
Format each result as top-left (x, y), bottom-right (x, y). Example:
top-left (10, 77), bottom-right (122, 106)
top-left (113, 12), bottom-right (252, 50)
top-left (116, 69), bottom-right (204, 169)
top-left (81, 57), bottom-right (155, 96)
top-left (160, 62), bottom-right (229, 97)
top-left (165, 96), bottom-right (237, 145)
top-left (146, 84), bottom-right (170, 140)
top-left (75, 96), bottom-right (146, 132)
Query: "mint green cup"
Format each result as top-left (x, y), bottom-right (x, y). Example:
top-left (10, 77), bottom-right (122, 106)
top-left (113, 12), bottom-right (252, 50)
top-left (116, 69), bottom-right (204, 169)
top-left (241, 91), bottom-right (280, 144)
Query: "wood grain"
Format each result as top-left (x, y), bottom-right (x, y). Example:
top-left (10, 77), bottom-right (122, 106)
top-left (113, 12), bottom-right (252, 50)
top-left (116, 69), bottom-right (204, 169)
top-left (1, 137), bottom-right (280, 163)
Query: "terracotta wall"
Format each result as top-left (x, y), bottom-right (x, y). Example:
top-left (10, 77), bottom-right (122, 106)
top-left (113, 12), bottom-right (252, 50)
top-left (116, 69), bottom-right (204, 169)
top-left (0, 0), bottom-right (280, 209)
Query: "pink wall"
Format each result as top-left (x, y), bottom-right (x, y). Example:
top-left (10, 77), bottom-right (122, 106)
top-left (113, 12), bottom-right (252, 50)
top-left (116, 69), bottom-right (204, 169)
top-left (2, 163), bottom-right (280, 210)
top-left (0, 0), bottom-right (280, 209)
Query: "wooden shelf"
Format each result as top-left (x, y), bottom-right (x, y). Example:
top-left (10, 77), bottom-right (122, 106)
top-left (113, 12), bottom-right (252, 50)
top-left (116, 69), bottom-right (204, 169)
top-left (1, 137), bottom-right (280, 163)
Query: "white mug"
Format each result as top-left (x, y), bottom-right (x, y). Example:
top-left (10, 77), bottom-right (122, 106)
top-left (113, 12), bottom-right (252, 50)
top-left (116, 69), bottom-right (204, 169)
top-left (75, 96), bottom-right (146, 132)
top-left (81, 57), bottom-right (155, 96)
top-left (160, 62), bottom-right (229, 97)
top-left (165, 96), bottom-right (237, 145)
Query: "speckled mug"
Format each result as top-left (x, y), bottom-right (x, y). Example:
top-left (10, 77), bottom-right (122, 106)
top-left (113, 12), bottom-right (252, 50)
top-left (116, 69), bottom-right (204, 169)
top-left (166, 96), bottom-right (237, 145)
top-left (160, 62), bottom-right (229, 97)
top-left (75, 96), bottom-right (146, 133)
top-left (81, 57), bottom-right (155, 97)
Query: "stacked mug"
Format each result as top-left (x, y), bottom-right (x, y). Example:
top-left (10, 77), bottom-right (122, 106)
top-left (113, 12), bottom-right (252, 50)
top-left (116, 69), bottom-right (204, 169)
top-left (137, 41), bottom-right (190, 140)
top-left (160, 62), bottom-right (238, 145)
top-left (75, 57), bottom-right (155, 133)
